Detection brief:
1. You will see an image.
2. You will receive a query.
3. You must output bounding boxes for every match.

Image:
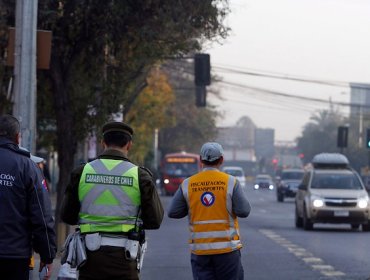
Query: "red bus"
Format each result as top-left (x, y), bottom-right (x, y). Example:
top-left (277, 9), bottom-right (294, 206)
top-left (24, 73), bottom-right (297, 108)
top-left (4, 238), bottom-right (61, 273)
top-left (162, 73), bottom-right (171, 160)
top-left (160, 152), bottom-right (201, 195)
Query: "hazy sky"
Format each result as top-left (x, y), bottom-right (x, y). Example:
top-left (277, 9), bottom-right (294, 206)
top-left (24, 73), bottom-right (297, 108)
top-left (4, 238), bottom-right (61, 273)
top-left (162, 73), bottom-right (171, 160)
top-left (207, 0), bottom-right (370, 142)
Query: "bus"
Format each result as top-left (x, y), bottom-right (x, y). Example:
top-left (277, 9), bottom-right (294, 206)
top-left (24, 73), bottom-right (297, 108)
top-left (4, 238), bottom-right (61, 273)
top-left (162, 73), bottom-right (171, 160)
top-left (159, 152), bottom-right (201, 195)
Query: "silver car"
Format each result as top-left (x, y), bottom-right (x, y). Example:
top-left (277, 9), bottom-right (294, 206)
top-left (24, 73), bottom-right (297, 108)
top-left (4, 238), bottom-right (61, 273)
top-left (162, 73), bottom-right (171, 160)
top-left (295, 153), bottom-right (370, 231)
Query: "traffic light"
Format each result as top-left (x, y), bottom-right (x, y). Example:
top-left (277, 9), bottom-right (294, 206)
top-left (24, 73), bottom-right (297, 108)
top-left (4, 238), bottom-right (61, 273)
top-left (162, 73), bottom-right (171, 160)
top-left (366, 128), bottom-right (370, 149)
top-left (337, 126), bottom-right (348, 148)
top-left (195, 86), bottom-right (206, 107)
top-left (194, 53), bottom-right (211, 86)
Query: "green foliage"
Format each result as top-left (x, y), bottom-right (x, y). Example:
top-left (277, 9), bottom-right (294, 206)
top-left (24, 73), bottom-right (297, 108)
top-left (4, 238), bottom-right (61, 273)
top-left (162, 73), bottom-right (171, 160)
top-left (126, 68), bottom-right (175, 165)
top-left (297, 108), bottom-right (345, 163)
top-left (296, 107), bottom-right (370, 172)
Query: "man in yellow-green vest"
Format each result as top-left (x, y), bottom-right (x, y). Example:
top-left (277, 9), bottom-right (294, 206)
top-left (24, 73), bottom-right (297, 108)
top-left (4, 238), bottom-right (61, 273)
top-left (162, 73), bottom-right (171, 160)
top-left (61, 121), bottom-right (164, 280)
top-left (168, 142), bottom-right (251, 280)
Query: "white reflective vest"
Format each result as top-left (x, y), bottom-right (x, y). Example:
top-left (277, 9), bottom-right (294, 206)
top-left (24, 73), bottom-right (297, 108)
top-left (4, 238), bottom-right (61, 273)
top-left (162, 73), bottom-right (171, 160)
top-left (181, 169), bottom-right (242, 255)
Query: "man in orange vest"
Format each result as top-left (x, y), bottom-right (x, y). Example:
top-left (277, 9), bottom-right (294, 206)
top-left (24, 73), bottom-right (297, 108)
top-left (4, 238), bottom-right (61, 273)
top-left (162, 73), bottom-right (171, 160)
top-left (168, 142), bottom-right (251, 280)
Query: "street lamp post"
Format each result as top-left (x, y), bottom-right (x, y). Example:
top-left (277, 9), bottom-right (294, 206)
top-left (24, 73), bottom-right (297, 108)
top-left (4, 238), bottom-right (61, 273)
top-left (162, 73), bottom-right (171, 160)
top-left (12, 0), bottom-right (38, 153)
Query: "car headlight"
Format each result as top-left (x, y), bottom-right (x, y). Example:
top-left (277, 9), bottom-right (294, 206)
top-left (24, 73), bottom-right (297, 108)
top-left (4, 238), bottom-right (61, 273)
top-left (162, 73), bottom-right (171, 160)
top-left (164, 179), bottom-right (169, 184)
top-left (358, 196), bottom-right (369, 209)
top-left (311, 195), bottom-right (324, 208)
top-left (254, 184), bottom-right (259, 190)
top-left (269, 185), bottom-right (274, 190)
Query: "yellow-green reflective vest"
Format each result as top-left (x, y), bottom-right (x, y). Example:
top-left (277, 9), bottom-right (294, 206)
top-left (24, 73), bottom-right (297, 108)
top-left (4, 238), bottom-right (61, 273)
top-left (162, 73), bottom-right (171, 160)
top-left (78, 158), bottom-right (141, 233)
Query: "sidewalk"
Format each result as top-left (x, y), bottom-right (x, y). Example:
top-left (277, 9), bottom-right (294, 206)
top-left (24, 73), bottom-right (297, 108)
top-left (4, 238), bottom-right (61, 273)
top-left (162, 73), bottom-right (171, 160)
top-left (31, 255), bottom-right (62, 280)
top-left (30, 192), bottom-right (69, 279)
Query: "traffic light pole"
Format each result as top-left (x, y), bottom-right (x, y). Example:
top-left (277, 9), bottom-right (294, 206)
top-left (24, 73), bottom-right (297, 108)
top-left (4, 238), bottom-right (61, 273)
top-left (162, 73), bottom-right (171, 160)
top-left (12, 0), bottom-right (38, 153)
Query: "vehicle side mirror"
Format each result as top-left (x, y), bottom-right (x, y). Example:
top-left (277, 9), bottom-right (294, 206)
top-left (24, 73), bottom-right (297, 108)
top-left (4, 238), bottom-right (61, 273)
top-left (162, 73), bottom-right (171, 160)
top-left (298, 184), bottom-right (307, 190)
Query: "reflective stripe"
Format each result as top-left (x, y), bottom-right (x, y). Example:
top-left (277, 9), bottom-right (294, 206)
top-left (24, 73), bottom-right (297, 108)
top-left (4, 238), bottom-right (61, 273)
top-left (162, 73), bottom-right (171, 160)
top-left (181, 178), bottom-right (189, 200)
top-left (80, 185), bottom-right (138, 216)
top-left (227, 176), bottom-right (236, 228)
top-left (79, 214), bottom-right (138, 225)
top-left (190, 240), bottom-right (242, 251)
top-left (191, 230), bottom-right (233, 239)
top-left (193, 220), bottom-right (229, 225)
top-left (80, 223), bottom-right (135, 233)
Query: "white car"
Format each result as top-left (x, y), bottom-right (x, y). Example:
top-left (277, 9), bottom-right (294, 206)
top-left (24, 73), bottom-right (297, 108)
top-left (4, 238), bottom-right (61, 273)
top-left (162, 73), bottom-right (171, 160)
top-left (222, 166), bottom-right (246, 188)
top-left (295, 153), bottom-right (370, 231)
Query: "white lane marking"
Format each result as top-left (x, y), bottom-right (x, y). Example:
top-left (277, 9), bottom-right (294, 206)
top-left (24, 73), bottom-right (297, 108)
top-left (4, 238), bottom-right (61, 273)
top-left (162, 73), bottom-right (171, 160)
top-left (259, 229), bottom-right (345, 278)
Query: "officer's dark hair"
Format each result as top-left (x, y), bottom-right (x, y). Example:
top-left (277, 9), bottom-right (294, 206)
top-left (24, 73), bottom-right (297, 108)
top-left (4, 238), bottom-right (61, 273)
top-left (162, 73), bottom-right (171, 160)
top-left (103, 131), bottom-right (132, 147)
top-left (0, 114), bottom-right (20, 141)
top-left (201, 157), bottom-right (222, 166)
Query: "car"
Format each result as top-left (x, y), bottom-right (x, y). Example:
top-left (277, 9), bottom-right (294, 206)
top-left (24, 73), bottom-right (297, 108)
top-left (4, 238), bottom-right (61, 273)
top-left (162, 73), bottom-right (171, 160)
top-left (276, 169), bottom-right (304, 202)
top-left (254, 174), bottom-right (274, 190)
top-left (295, 153), bottom-right (370, 231)
top-left (222, 166), bottom-right (246, 188)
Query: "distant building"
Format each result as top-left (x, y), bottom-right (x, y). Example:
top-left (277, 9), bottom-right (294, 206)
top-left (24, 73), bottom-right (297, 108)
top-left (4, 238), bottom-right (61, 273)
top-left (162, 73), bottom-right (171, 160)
top-left (350, 83), bottom-right (370, 146)
top-left (216, 117), bottom-right (256, 161)
top-left (350, 83), bottom-right (370, 116)
top-left (254, 128), bottom-right (275, 160)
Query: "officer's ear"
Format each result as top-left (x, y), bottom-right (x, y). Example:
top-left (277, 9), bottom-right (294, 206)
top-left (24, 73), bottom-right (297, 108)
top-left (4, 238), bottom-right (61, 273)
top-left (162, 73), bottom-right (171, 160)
top-left (101, 139), bottom-right (108, 149)
top-left (126, 140), bottom-right (132, 151)
top-left (218, 156), bottom-right (224, 166)
top-left (15, 132), bottom-right (21, 145)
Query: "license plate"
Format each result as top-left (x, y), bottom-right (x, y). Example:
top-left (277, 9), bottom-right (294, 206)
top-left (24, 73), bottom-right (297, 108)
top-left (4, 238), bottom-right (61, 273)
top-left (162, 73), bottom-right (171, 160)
top-left (334, 210), bottom-right (349, 217)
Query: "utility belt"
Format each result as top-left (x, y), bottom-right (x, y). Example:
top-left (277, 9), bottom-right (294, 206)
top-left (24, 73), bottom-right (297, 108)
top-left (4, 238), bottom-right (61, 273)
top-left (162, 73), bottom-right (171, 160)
top-left (85, 232), bottom-right (142, 261)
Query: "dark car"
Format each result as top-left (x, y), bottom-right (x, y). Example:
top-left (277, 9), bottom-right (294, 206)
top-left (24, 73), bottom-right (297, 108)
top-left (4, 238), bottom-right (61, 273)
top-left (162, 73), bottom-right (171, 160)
top-left (254, 174), bottom-right (274, 190)
top-left (276, 169), bottom-right (304, 202)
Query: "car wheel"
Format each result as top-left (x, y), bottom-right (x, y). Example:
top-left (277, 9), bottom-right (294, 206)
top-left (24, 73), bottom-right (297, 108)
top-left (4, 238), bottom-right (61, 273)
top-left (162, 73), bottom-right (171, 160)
top-left (277, 192), bottom-right (284, 202)
top-left (295, 206), bottom-right (303, 228)
top-left (362, 223), bottom-right (370, 232)
top-left (303, 206), bottom-right (313, 230)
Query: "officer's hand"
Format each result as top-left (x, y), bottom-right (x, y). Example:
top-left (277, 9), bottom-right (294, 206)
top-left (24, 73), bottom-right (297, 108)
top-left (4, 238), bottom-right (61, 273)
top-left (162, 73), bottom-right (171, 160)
top-left (39, 262), bottom-right (53, 280)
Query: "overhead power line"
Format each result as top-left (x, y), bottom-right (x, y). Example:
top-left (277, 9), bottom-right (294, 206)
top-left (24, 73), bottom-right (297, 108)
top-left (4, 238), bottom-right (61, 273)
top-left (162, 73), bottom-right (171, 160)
top-left (213, 65), bottom-right (364, 88)
top-left (217, 80), bottom-right (370, 109)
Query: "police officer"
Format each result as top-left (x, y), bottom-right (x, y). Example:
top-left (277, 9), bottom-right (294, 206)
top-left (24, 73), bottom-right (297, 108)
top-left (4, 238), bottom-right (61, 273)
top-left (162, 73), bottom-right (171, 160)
top-left (61, 121), bottom-right (164, 280)
top-left (0, 114), bottom-right (57, 280)
top-left (168, 142), bottom-right (251, 280)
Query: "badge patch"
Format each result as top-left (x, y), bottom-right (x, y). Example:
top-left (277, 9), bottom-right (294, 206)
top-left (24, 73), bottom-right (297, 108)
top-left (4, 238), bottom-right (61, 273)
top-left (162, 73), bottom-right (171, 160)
top-left (41, 179), bottom-right (49, 191)
top-left (201, 192), bottom-right (215, 207)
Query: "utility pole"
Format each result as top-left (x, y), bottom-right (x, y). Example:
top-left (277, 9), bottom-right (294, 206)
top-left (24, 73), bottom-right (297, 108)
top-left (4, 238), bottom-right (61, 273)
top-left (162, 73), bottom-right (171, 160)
top-left (12, 0), bottom-right (38, 153)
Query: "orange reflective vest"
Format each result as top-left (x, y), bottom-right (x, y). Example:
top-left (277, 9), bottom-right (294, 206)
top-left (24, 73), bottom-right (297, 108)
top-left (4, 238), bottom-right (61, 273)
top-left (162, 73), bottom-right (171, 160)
top-left (181, 168), bottom-right (242, 255)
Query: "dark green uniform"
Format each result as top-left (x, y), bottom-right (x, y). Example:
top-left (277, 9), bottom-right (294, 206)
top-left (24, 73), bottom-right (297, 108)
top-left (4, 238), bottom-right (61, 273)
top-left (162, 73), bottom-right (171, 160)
top-left (61, 149), bottom-right (164, 280)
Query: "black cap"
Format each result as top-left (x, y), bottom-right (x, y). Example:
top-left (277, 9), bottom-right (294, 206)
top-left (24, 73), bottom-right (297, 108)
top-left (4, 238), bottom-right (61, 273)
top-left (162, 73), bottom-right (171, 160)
top-left (102, 121), bottom-right (134, 136)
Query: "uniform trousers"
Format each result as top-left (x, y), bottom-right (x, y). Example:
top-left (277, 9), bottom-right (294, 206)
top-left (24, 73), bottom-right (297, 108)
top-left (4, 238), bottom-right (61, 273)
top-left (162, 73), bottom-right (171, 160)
top-left (191, 250), bottom-right (244, 280)
top-left (79, 246), bottom-right (139, 280)
top-left (0, 258), bottom-right (30, 280)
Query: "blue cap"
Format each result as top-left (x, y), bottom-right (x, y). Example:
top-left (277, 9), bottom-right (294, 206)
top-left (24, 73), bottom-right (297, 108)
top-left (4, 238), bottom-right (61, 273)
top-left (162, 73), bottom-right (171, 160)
top-left (200, 142), bottom-right (224, 162)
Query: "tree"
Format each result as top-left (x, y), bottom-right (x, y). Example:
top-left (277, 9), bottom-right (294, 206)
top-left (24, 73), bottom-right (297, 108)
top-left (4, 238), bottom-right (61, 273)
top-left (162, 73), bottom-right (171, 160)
top-left (296, 108), bottom-right (344, 163)
top-left (126, 68), bottom-right (175, 165)
top-left (158, 59), bottom-right (219, 156)
top-left (0, 1), bottom-right (230, 241)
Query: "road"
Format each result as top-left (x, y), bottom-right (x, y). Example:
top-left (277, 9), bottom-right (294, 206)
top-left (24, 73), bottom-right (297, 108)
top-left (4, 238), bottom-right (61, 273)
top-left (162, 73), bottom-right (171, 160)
top-left (34, 183), bottom-right (370, 279)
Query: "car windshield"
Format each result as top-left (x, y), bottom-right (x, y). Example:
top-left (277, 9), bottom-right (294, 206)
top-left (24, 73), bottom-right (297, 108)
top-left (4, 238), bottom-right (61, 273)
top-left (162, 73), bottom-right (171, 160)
top-left (282, 171), bottom-right (304, 180)
top-left (224, 169), bottom-right (244, 177)
top-left (164, 163), bottom-right (199, 177)
top-left (255, 176), bottom-right (272, 183)
top-left (311, 173), bottom-right (363, 190)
